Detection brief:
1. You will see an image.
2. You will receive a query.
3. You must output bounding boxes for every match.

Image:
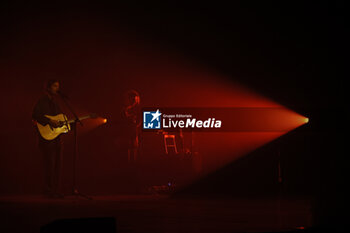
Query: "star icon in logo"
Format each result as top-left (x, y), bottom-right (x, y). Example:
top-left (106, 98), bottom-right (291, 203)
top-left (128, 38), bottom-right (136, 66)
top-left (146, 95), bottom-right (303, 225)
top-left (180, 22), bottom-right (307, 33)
top-left (150, 109), bottom-right (161, 122)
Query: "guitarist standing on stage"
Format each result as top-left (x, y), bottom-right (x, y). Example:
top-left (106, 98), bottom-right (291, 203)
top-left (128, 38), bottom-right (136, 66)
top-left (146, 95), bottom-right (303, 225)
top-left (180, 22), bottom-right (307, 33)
top-left (32, 79), bottom-right (64, 198)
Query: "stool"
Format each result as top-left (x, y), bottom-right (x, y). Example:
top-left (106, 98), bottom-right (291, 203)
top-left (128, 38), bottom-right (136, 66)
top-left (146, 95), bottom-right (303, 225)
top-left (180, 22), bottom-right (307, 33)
top-left (164, 134), bottom-right (178, 154)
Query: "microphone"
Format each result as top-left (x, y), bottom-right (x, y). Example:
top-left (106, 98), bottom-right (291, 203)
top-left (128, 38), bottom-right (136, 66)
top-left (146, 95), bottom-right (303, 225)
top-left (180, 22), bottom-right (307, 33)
top-left (57, 90), bottom-right (69, 99)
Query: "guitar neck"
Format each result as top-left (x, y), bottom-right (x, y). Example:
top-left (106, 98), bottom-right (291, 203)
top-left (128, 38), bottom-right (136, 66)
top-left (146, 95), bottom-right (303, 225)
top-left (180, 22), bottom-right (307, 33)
top-left (67, 115), bottom-right (91, 124)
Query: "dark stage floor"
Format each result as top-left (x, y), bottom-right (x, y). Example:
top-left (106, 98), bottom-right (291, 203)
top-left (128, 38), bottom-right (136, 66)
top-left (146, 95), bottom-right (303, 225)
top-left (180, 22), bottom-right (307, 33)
top-left (0, 195), bottom-right (312, 233)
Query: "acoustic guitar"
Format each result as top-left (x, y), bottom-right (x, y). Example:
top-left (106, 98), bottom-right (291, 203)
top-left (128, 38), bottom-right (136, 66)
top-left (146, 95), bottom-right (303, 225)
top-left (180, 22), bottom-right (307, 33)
top-left (36, 113), bottom-right (97, 140)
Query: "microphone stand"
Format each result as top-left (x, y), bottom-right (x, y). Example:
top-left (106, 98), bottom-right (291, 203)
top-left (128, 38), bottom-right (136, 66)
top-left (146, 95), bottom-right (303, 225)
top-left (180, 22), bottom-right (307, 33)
top-left (59, 92), bottom-right (92, 200)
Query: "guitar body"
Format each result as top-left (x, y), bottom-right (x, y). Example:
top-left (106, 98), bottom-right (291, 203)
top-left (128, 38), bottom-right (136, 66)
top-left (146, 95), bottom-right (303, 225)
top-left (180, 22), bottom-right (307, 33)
top-left (37, 114), bottom-right (71, 140)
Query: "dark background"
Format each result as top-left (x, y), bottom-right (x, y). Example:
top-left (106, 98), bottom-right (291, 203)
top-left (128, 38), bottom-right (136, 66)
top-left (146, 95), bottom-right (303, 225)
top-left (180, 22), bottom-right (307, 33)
top-left (0, 1), bottom-right (345, 227)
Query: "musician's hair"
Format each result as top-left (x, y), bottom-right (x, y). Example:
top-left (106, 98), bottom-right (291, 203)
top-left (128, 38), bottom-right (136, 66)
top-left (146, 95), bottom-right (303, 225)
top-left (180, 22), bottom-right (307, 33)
top-left (124, 89), bottom-right (140, 105)
top-left (45, 79), bottom-right (59, 91)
